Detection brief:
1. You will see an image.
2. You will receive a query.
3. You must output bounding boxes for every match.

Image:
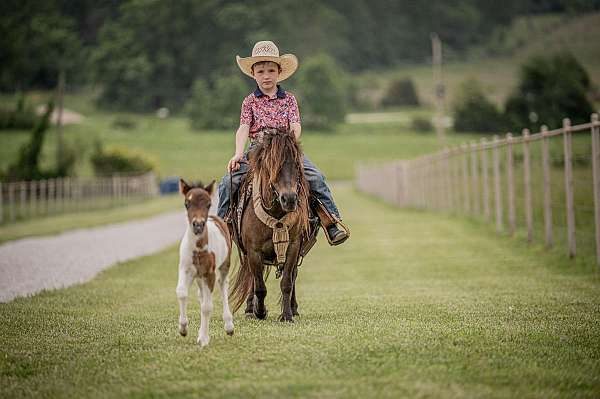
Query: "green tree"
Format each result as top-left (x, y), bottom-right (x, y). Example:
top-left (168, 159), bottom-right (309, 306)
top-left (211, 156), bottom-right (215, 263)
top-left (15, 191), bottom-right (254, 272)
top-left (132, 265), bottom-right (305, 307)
top-left (296, 54), bottom-right (347, 130)
top-left (453, 79), bottom-right (506, 133)
top-left (504, 52), bottom-right (594, 130)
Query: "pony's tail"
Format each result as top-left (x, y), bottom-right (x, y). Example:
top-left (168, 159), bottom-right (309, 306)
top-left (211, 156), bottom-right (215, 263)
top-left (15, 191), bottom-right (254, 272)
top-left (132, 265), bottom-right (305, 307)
top-left (229, 253), bottom-right (253, 312)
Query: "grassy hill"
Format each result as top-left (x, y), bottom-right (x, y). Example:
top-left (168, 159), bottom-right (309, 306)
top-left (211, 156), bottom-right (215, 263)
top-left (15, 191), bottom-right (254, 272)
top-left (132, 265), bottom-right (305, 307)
top-left (356, 12), bottom-right (600, 108)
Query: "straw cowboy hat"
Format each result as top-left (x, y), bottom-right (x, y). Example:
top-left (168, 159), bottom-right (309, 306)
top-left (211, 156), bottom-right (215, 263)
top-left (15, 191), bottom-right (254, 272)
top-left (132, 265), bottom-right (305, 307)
top-left (236, 41), bottom-right (298, 82)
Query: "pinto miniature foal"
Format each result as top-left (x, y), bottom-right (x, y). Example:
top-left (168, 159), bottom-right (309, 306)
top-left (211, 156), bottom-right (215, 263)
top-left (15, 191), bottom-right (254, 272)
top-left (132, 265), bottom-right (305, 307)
top-left (176, 179), bottom-right (234, 347)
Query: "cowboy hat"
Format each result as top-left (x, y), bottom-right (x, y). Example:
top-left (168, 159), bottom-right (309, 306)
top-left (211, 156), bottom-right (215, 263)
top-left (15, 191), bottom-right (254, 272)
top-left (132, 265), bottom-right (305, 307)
top-left (236, 41), bottom-right (298, 82)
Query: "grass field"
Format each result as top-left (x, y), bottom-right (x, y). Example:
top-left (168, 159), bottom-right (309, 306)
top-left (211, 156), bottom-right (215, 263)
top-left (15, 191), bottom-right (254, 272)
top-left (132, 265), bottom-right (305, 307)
top-left (1, 184), bottom-right (599, 398)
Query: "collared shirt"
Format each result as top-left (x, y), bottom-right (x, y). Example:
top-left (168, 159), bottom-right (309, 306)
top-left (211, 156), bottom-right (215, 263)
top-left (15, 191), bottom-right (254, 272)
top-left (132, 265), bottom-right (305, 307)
top-left (240, 85), bottom-right (301, 139)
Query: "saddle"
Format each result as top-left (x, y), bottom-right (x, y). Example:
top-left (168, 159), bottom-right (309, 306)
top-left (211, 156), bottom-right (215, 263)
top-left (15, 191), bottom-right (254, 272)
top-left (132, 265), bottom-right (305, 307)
top-left (226, 173), bottom-right (322, 269)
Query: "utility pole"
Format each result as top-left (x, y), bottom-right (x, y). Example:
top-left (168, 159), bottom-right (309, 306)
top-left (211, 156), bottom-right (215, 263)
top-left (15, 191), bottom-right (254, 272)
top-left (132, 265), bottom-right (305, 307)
top-left (431, 33), bottom-right (446, 147)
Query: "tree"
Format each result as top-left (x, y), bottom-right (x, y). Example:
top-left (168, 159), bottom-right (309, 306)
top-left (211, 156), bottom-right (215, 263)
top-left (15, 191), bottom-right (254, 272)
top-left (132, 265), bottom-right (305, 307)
top-left (504, 52), bottom-right (594, 130)
top-left (453, 79), bottom-right (506, 133)
top-left (296, 54), bottom-right (347, 130)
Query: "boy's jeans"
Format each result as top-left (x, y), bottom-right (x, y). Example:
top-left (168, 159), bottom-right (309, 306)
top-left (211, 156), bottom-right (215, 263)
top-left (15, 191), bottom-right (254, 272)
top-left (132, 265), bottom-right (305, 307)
top-left (217, 149), bottom-right (341, 220)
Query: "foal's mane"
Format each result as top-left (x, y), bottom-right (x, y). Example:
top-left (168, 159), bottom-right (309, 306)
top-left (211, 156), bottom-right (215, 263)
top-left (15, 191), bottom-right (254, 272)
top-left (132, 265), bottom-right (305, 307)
top-left (248, 129), bottom-right (310, 233)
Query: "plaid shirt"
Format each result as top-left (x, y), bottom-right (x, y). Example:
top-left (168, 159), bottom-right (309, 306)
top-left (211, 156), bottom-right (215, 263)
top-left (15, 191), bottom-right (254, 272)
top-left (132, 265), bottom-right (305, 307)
top-left (240, 85), bottom-right (300, 139)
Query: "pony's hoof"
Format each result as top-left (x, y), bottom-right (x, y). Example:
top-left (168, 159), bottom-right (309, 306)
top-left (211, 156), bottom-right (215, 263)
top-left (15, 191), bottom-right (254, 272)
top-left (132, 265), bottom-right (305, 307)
top-left (245, 312), bottom-right (256, 319)
top-left (226, 329), bottom-right (234, 336)
top-left (254, 309), bottom-right (268, 320)
top-left (292, 310), bottom-right (300, 316)
top-left (197, 336), bottom-right (210, 347)
top-left (279, 314), bottom-right (294, 323)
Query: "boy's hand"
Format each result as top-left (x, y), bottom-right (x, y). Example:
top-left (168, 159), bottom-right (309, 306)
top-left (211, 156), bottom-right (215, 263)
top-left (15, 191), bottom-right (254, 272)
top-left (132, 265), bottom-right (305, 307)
top-left (227, 154), bottom-right (243, 172)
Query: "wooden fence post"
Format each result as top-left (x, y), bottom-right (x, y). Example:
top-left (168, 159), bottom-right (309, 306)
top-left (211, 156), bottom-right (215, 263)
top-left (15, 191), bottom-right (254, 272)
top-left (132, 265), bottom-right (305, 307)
top-left (8, 183), bottom-right (15, 222)
top-left (20, 182), bottom-right (26, 219)
top-left (0, 182), bottom-right (3, 224)
top-left (563, 118), bottom-right (576, 258)
top-left (541, 125), bottom-right (553, 248)
top-left (443, 149), bottom-right (451, 211)
top-left (470, 142), bottom-right (480, 216)
top-left (481, 138), bottom-right (490, 222)
top-left (523, 128), bottom-right (533, 243)
top-left (40, 180), bottom-right (47, 215)
top-left (591, 113), bottom-right (600, 267)
top-left (30, 181), bottom-right (36, 217)
top-left (461, 144), bottom-right (470, 214)
top-left (506, 133), bottom-right (516, 234)
top-left (493, 135), bottom-right (503, 232)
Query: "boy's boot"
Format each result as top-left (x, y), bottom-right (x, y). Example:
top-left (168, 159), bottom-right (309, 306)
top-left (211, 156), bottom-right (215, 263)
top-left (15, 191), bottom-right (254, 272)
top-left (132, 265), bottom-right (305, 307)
top-left (313, 199), bottom-right (349, 246)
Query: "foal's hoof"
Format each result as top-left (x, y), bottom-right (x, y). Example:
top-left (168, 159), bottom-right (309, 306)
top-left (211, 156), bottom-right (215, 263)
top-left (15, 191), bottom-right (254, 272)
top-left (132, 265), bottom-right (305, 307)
top-left (179, 323), bottom-right (188, 336)
top-left (226, 329), bottom-right (234, 336)
top-left (292, 310), bottom-right (300, 317)
top-left (245, 312), bottom-right (256, 319)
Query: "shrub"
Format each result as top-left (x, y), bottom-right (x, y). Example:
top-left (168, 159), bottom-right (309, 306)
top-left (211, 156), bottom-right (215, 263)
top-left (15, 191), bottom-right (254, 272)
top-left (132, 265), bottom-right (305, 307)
top-left (452, 79), bottom-right (506, 133)
top-left (411, 116), bottom-right (433, 133)
top-left (0, 94), bottom-right (37, 130)
top-left (296, 54), bottom-right (347, 130)
top-left (90, 143), bottom-right (156, 176)
top-left (111, 116), bottom-right (138, 130)
top-left (504, 52), bottom-right (594, 130)
top-left (381, 78), bottom-right (420, 107)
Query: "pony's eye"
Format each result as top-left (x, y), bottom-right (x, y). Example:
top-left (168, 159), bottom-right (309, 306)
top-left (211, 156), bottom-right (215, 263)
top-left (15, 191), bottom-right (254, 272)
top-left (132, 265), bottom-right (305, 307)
top-left (185, 201), bottom-right (190, 209)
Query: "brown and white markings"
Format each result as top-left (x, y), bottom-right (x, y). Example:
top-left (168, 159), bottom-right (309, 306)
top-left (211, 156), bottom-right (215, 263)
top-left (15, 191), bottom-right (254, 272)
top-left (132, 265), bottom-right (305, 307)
top-left (176, 179), bottom-right (234, 347)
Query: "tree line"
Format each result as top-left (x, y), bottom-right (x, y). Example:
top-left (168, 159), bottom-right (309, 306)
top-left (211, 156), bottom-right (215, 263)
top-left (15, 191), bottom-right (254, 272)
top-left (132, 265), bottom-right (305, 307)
top-left (2, 0), bottom-right (600, 111)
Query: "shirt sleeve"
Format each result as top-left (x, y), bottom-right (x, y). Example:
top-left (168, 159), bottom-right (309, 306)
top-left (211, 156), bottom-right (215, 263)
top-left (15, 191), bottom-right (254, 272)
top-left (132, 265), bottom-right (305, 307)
top-left (287, 94), bottom-right (301, 124)
top-left (240, 96), bottom-right (252, 126)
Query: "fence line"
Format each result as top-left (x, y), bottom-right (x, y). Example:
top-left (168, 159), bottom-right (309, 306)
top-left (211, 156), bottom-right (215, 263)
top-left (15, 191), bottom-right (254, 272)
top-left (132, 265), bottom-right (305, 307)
top-left (0, 172), bottom-right (158, 224)
top-left (356, 114), bottom-right (600, 267)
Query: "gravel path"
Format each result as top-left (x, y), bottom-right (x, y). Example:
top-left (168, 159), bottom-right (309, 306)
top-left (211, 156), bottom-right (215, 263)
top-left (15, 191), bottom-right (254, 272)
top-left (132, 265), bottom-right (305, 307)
top-left (0, 210), bottom-right (187, 303)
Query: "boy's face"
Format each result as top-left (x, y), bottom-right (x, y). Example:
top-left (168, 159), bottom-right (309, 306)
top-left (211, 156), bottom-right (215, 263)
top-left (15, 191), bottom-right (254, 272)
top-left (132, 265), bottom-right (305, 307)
top-left (252, 61), bottom-right (280, 92)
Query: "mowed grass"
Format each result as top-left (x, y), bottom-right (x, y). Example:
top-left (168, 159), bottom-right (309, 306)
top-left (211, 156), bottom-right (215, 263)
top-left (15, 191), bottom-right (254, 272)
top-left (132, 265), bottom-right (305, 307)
top-left (0, 194), bottom-right (180, 243)
top-left (1, 184), bottom-right (599, 398)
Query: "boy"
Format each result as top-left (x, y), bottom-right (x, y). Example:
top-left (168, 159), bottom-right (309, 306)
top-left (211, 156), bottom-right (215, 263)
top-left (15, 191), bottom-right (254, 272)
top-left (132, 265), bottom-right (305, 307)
top-left (217, 40), bottom-right (348, 245)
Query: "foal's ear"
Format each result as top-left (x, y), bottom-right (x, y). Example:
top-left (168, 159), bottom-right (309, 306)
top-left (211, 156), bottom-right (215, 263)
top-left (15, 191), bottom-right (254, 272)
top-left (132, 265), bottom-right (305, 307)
top-left (179, 179), bottom-right (191, 196)
top-left (204, 180), bottom-right (216, 195)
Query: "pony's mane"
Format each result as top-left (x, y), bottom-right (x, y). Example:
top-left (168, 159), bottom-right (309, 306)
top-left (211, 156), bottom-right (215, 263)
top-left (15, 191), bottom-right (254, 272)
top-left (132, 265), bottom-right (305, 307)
top-left (248, 129), bottom-right (310, 233)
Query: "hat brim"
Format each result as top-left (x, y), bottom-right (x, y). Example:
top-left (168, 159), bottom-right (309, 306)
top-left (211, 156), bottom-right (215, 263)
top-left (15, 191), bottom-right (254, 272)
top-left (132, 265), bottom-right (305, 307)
top-left (236, 54), bottom-right (298, 82)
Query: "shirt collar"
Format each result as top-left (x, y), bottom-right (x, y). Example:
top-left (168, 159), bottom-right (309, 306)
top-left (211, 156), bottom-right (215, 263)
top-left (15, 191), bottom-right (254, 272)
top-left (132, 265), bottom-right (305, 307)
top-left (254, 85), bottom-right (286, 99)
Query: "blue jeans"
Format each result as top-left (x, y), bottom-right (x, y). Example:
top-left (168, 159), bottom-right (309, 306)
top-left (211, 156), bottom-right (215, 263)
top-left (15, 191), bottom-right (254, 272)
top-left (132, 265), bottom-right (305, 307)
top-left (217, 150), bottom-right (341, 220)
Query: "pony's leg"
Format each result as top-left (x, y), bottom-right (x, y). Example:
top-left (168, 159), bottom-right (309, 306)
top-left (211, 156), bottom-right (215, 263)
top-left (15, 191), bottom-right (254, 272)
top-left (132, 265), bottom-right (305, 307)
top-left (291, 266), bottom-right (299, 316)
top-left (176, 267), bottom-right (195, 336)
top-left (244, 292), bottom-right (254, 317)
top-left (249, 251), bottom-right (267, 320)
top-left (279, 265), bottom-right (294, 322)
top-left (217, 262), bottom-right (234, 336)
top-left (196, 277), bottom-right (213, 347)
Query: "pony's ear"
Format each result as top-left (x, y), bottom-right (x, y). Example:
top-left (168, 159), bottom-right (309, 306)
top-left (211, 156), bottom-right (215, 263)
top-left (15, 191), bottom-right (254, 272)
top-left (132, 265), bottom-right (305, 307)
top-left (179, 179), bottom-right (191, 196)
top-left (204, 179), bottom-right (216, 195)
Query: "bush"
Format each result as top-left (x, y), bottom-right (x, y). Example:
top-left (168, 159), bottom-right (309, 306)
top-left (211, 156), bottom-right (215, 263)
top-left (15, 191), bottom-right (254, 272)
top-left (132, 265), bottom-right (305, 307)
top-left (411, 116), bottom-right (433, 133)
top-left (90, 143), bottom-right (156, 176)
top-left (452, 79), bottom-right (506, 133)
top-left (0, 94), bottom-right (37, 130)
top-left (504, 52), bottom-right (594, 131)
top-left (381, 78), bottom-right (420, 107)
top-left (296, 54), bottom-right (347, 130)
top-left (111, 116), bottom-right (138, 130)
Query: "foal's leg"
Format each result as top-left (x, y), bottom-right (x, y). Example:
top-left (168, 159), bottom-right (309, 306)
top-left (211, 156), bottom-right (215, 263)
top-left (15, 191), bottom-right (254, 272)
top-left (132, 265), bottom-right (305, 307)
top-left (217, 262), bottom-right (234, 336)
top-left (196, 277), bottom-right (214, 347)
top-left (279, 247), bottom-right (301, 322)
top-left (176, 267), bottom-right (195, 336)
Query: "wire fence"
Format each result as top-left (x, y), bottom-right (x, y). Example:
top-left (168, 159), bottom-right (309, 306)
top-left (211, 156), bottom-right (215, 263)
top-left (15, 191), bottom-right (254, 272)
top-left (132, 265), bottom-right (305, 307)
top-left (0, 172), bottom-right (159, 225)
top-left (356, 114), bottom-right (600, 267)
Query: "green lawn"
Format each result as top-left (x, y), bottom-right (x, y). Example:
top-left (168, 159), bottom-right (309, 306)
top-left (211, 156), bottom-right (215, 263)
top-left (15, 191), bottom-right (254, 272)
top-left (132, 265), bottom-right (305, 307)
top-left (1, 184), bottom-right (599, 398)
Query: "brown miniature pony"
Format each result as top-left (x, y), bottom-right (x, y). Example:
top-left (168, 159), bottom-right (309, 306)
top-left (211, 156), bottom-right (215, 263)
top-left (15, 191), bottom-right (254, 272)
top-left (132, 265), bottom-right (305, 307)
top-left (229, 129), bottom-right (310, 322)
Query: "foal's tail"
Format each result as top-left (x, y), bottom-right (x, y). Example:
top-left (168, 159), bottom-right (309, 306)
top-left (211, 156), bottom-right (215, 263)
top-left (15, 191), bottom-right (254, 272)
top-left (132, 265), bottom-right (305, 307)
top-left (229, 253), bottom-right (253, 312)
